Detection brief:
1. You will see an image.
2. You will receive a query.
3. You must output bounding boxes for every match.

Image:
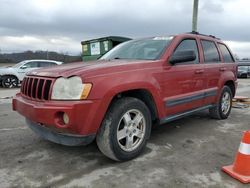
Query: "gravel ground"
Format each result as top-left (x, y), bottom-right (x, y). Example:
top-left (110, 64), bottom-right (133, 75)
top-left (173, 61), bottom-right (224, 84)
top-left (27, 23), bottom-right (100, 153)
top-left (0, 63), bottom-right (15, 68)
top-left (0, 79), bottom-right (250, 188)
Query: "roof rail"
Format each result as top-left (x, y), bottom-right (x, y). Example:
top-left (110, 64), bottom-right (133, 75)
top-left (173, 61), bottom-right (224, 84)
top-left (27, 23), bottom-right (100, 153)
top-left (187, 31), bottom-right (220, 40)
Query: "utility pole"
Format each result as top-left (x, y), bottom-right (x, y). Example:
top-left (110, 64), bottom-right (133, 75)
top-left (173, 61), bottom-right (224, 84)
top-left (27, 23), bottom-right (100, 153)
top-left (192, 0), bottom-right (199, 32)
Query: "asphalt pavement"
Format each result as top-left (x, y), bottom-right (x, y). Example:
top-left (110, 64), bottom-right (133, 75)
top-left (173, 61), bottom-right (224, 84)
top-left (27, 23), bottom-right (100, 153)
top-left (0, 80), bottom-right (250, 187)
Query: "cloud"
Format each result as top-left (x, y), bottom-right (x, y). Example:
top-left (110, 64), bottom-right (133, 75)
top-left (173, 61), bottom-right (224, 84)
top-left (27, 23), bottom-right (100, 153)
top-left (0, 36), bottom-right (80, 54)
top-left (0, 0), bottom-right (250, 57)
top-left (226, 41), bottom-right (250, 58)
top-left (201, 1), bottom-right (224, 13)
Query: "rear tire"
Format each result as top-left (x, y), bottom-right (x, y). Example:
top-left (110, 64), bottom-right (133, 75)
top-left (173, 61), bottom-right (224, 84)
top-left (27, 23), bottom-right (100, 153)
top-left (209, 86), bottom-right (232, 120)
top-left (2, 75), bottom-right (19, 88)
top-left (96, 97), bottom-right (151, 161)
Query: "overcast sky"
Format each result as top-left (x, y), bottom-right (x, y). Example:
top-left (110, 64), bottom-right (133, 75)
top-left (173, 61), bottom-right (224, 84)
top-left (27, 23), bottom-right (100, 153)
top-left (0, 0), bottom-right (250, 58)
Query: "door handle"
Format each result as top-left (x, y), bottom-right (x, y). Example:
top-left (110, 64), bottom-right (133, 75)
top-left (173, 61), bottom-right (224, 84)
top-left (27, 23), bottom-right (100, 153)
top-left (220, 67), bottom-right (226, 71)
top-left (195, 69), bottom-right (204, 74)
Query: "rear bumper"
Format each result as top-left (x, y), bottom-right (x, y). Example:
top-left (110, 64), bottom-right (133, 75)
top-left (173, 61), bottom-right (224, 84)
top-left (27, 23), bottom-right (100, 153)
top-left (13, 93), bottom-right (104, 135)
top-left (27, 119), bottom-right (95, 146)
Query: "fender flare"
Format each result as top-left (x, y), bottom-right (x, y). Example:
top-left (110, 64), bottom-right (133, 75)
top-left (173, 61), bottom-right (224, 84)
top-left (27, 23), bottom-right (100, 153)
top-left (93, 83), bottom-right (165, 131)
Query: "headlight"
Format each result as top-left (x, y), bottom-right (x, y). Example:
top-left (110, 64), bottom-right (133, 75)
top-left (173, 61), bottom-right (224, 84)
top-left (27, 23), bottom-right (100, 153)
top-left (51, 76), bottom-right (92, 100)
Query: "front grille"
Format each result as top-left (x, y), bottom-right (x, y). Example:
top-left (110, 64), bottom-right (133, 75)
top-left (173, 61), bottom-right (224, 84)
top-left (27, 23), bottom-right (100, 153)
top-left (21, 76), bottom-right (54, 100)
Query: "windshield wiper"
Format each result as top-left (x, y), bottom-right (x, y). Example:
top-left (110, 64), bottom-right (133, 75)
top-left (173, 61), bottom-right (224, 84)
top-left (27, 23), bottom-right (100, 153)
top-left (107, 57), bottom-right (124, 61)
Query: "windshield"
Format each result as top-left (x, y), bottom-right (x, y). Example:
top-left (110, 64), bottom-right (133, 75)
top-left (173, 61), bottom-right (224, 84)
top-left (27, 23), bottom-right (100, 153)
top-left (100, 37), bottom-right (172, 61)
top-left (12, 61), bottom-right (26, 68)
top-left (238, 66), bottom-right (249, 71)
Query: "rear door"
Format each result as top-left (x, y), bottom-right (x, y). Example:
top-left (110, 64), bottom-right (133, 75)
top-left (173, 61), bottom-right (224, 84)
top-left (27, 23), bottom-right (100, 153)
top-left (201, 40), bottom-right (223, 105)
top-left (162, 38), bottom-right (206, 116)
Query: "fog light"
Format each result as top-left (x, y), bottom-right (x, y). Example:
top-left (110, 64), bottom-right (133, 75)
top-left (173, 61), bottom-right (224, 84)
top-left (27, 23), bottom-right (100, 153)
top-left (63, 113), bottom-right (69, 124)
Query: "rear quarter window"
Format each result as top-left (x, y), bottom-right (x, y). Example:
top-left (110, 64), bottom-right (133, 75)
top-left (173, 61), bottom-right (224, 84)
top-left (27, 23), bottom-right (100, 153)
top-left (218, 43), bottom-right (234, 63)
top-left (201, 40), bottom-right (220, 63)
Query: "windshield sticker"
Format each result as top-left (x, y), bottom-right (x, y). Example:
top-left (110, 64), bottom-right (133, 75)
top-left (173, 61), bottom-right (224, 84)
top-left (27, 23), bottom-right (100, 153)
top-left (82, 45), bottom-right (88, 52)
top-left (153, 36), bottom-right (173, 40)
top-left (90, 42), bottom-right (100, 55)
top-left (103, 41), bottom-right (109, 51)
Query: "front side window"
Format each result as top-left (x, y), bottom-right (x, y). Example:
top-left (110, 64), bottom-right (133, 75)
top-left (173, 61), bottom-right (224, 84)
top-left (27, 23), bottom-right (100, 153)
top-left (24, 61), bottom-right (39, 68)
top-left (100, 37), bottom-right (172, 60)
top-left (201, 40), bottom-right (220, 63)
top-left (218, 43), bottom-right (234, 63)
top-left (173, 39), bottom-right (199, 64)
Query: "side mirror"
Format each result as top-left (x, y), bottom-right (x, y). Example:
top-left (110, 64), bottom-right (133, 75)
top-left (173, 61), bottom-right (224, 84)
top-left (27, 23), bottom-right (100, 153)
top-left (20, 65), bottom-right (27, 69)
top-left (169, 50), bottom-right (196, 64)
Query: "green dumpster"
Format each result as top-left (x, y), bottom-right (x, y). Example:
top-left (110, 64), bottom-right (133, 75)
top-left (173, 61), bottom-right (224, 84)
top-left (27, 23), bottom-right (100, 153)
top-left (81, 36), bottom-right (131, 62)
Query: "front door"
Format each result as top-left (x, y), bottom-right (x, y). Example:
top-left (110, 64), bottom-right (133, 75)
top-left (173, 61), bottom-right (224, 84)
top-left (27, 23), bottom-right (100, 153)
top-left (161, 39), bottom-right (206, 117)
top-left (200, 40), bottom-right (223, 105)
top-left (17, 61), bottom-right (39, 80)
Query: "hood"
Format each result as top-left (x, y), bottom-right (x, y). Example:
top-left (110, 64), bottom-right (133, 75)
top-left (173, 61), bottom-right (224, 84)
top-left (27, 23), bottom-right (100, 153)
top-left (27, 60), bottom-right (158, 78)
top-left (238, 70), bottom-right (247, 73)
top-left (0, 66), bottom-right (14, 74)
top-left (0, 66), bottom-right (12, 69)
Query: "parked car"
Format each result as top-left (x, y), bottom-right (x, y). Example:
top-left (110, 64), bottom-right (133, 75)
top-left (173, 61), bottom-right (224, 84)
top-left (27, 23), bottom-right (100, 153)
top-left (237, 62), bottom-right (250, 78)
top-left (13, 33), bottom-right (237, 161)
top-left (0, 60), bottom-right (63, 88)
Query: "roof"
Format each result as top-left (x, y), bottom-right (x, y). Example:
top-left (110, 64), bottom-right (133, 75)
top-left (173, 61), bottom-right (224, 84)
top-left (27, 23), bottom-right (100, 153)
top-left (186, 31), bottom-right (220, 40)
top-left (20, 59), bottom-right (63, 64)
top-left (81, 36), bottom-right (132, 45)
top-left (25, 59), bottom-right (61, 62)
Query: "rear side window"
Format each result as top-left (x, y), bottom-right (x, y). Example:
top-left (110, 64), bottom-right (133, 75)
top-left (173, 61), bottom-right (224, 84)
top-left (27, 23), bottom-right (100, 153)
top-left (201, 40), bottom-right (220, 63)
top-left (173, 39), bottom-right (199, 64)
top-left (39, 62), bottom-right (56, 67)
top-left (218, 44), bottom-right (234, 63)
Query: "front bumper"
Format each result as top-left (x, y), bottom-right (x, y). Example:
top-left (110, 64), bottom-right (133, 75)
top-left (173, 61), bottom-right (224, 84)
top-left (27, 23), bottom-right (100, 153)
top-left (27, 119), bottom-right (95, 146)
top-left (13, 93), bottom-right (104, 136)
top-left (237, 72), bottom-right (247, 78)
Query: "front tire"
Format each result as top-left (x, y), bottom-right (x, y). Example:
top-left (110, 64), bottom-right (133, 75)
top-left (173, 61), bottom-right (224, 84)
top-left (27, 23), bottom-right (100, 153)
top-left (96, 97), bottom-right (152, 161)
top-left (2, 76), bottom-right (19, 88)
top-left (209, 86), bottom-right (232, 120)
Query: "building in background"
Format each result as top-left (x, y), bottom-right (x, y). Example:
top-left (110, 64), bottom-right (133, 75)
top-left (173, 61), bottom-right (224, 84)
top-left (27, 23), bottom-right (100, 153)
top-left (81, 36), bottom-right (131, 62)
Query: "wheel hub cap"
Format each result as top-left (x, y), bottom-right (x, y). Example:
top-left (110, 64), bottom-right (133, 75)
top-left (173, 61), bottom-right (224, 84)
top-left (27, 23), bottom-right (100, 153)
top-left (117, 109), bottom-right (146, 152)
top-left (221, 92), bottom-right (231, 114)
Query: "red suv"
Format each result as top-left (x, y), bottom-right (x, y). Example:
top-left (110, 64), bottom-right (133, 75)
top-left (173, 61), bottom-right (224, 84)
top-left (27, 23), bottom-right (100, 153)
top-left (13, 33), bottom-right (237, 161)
